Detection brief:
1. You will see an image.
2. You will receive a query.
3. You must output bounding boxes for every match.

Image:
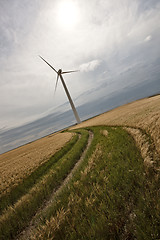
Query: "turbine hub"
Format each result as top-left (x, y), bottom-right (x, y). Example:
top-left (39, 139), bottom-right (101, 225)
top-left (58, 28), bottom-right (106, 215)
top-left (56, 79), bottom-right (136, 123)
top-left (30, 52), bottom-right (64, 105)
top-left (58, 69), bottom-right (62, 75)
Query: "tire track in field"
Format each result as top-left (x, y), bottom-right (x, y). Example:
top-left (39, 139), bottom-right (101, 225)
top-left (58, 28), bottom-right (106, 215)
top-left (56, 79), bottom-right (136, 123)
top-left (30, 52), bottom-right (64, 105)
top-left (17, 130), bottom-right (94, 240)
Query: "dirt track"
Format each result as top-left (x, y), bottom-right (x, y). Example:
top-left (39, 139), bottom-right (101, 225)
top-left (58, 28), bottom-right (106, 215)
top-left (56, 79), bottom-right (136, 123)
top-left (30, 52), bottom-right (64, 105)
top-left (17, 131), bottom-right (93, 240)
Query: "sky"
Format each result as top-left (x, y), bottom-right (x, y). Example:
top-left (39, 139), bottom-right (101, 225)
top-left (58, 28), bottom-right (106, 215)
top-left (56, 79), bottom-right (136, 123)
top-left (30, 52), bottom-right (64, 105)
top-left (0, 0), bottom-right (160, 132)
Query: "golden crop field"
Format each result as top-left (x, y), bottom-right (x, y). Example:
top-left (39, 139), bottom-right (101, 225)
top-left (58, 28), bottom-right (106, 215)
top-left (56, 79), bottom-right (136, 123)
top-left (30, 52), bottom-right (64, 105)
top-left (0, 132), bottom-right (73, 196)
top-left (0, 96), bottom-right (160, 240)
top-left (71, 95), bottom-right (160, 155)
top-left (1, 95), bottom-right (159, 198)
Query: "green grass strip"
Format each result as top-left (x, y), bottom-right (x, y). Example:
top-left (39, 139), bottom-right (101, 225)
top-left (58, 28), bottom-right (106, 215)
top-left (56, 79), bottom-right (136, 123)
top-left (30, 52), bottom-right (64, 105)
top-left (33, 126), bottom-right (160, 240)
top-left (0, 130), bottom-right (89, 240)
top-left (39, 127), bottom-right (98, 222)
top-left (0, 134), bottom-right (79, 215)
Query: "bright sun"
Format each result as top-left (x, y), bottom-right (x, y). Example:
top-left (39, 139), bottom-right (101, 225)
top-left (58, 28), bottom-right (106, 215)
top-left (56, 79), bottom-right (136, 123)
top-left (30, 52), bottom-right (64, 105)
top-left (57, 1), bottom-right (79, 29)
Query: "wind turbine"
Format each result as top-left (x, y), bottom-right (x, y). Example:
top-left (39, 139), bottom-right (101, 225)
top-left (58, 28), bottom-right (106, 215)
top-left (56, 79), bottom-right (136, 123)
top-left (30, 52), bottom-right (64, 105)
top-left (39, 56), bottom-right (81, 124)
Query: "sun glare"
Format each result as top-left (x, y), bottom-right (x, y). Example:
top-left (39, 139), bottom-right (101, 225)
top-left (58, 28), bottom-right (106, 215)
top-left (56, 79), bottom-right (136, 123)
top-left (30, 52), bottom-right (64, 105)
top-left (57, 1), bottom-right (79, 29)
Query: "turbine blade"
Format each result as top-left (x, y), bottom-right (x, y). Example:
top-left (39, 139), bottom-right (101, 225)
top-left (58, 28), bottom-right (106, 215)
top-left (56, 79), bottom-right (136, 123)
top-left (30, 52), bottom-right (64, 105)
top-left (54, 74), bottom-right (59, 95)
top-left (39, 55), bottom-right (58, 73)
top-left (62, 70), bottom-right (79, 74)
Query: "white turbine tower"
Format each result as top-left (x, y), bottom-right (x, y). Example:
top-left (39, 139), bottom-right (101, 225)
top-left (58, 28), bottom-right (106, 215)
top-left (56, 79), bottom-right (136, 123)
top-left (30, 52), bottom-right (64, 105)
top-left (39, 56), bottom-right (81, 124)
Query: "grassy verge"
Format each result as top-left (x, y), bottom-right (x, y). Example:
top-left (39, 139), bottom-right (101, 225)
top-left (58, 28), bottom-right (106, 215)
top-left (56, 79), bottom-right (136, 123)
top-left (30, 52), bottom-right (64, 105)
top-left (0, 130), bottom-right (89, 240)
top-left (32, 126), bottom-right (160, 240)
top-left (0, 134), bottom-right (78, 215)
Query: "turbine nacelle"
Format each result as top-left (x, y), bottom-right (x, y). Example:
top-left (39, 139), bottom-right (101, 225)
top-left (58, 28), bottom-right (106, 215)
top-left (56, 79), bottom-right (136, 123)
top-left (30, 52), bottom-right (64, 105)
top-left (58, 69), bottom-right (62, 75)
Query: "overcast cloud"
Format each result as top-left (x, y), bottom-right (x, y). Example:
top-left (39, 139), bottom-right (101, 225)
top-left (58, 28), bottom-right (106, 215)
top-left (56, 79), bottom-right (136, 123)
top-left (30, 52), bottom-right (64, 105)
top-left (0, 0), bottom-right (160, 130)
top-left (79, 60), bottom-right (101, 72)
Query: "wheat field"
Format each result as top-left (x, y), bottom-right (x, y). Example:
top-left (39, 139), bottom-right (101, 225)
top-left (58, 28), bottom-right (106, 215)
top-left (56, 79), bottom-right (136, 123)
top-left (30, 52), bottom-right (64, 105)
top-left (0, 132), bottom-right (73, 196)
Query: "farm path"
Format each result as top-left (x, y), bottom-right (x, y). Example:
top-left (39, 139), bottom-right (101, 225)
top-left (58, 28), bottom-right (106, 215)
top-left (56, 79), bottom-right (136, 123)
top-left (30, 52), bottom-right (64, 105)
top-left (17, 130), bottom-right (94, 240)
